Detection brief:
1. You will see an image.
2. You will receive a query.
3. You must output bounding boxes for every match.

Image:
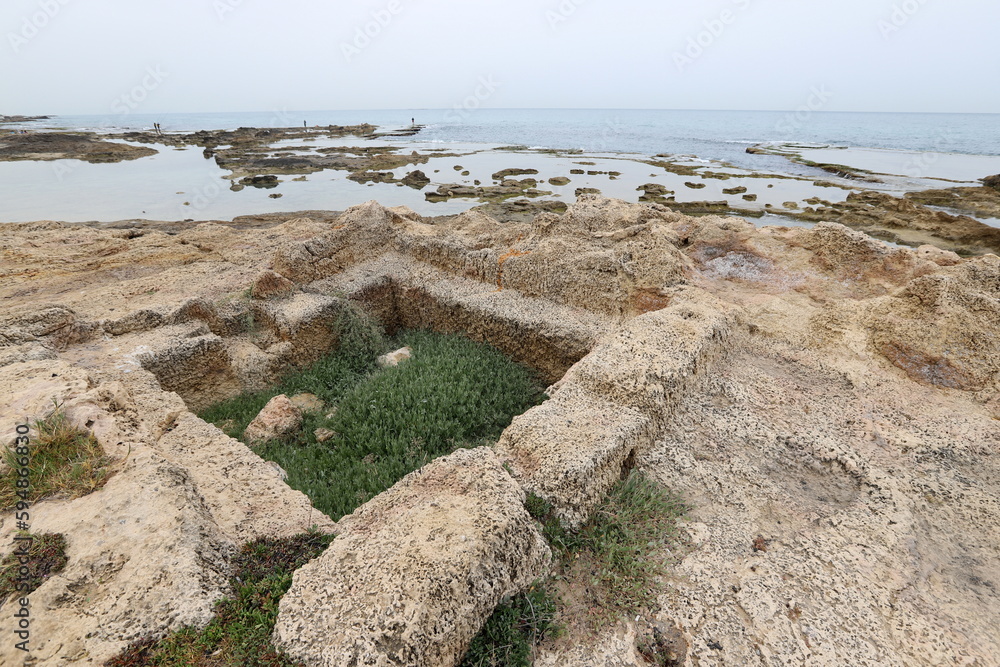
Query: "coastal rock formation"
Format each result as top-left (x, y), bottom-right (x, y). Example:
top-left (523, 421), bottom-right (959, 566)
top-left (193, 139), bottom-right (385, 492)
top-left (791, 190), bottom-right (1000, 254)
top-left (0, 132), bottom-right (157, 163)
top-left (401, 169), bottom-right (431, 188)
top-left (905, 181), bottom-right (1000, 220)
top-left (1, 195), bottom-right (999, 665)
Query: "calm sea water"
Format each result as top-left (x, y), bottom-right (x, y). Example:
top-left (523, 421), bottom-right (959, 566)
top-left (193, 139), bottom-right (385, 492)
top-left (4, 109), bottom-right (998, 223)
top-left (26, 108), bottom-right (1000, 167)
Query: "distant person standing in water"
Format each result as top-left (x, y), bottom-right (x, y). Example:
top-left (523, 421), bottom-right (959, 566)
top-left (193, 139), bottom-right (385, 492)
top-left (411, 117), bottom-right (415, 125)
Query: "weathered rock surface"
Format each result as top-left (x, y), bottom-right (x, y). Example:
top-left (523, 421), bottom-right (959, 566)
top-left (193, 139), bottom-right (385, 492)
top-left (251, 269), bottom-right (296, 299)
top-left (0, 362), bottom-right (332, 665)
top-left (1, 194), bottom-right (999, 665)
top-left (401, 169), bottom-right (431, 188)
top-left (790, 190), bottom-right (1000, 254)
top-left (273, 447), bottom-right (551, 667)
top-left (905, 182), bottom-right (1000, 220)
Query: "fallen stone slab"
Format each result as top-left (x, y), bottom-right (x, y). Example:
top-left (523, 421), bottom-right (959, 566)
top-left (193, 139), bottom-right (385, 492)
top-left (273, 447), bottom-right (551, 667)
top-left (244, 394), bottom-right (302, 445)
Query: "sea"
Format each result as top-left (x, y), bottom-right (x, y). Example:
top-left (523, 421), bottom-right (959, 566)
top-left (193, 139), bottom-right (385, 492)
top-left (4, 109), bottom-right (999, 223)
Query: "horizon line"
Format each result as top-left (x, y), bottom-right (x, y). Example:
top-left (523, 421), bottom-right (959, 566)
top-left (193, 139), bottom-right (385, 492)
top-left (13, 107), bottom-right (1000, 117)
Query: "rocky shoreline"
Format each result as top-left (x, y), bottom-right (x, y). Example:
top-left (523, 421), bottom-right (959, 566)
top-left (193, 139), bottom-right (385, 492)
top-left (5, 124), bottom-right (1000, 256)
top-left (2, 194), bottom-right (999, 665)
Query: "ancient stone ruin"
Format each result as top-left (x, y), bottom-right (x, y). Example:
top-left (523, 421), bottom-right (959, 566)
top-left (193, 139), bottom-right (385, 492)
top-left (1, 196), bottom-right (998, 665)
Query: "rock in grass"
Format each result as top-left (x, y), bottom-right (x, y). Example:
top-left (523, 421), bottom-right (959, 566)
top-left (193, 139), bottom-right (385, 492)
top-left (377, 346), bottom-right (413, 368)
top-left (289, 393), bottom-right (324, 413)
top-left (273, 447), bottom-right (551, 667)
top-left (314, 428), bottom-right (337, 443)
top-left (244, 395), bottom-right (302, 444)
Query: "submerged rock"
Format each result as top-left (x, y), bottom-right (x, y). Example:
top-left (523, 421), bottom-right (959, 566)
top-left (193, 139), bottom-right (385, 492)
top-left (401, 169), bottom-right (431, 188)
top-left (240, 174), bottom-right (279, 188)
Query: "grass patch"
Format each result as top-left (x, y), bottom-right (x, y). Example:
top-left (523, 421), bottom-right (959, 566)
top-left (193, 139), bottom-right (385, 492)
top-left (460, 583), bottom-right (561, 667)
top-left (0, 533), bottom-right (68, 603)
top-left (461, 472), bottom-right (685, 662)
top-left (529, 471), bottom-right (688, 627)
top-left (199, 302), bottom-right (388, 443)
top-left (199, 305), bottom-right (546, 521)
top-left (1, 410), bottom-right (114, 511)
top-left (105, 530), bottom-right (333, 667)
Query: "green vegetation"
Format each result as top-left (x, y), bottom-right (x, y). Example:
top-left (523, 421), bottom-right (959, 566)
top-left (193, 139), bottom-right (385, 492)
top-left (0, 533), bottom-right (68, 603)
top-left (200, 305), bottom-right (546, 521)
top-left (106, 531), bottom-right (332, 667)
top-left (1, 410), bottom-right (114, 511)
top-left (530, 471), bottom-right (687, 626)
top-left (463, 472), bottom-right (687, 661)
top-left (459, 583), bottom-right (561, 667)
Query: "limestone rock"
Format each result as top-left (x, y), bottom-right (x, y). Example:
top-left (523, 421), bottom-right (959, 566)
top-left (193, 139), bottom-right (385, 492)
top-left (244, 394), bottom-right (302, 444)
top-left (314, 428), bottom-right (336, 443)
top-left (401, 170), bottom-right (431, 188)
top-left (497, 384), bottom-right (652, 527)
top-left (273, 447), bottom-right (552, 667)
top-left (0, 450), bottom-right (236, 665)
top-left (251, 270), bottom-right (296, 299)
top-left (377, 346), bottom-right (413, 368)
top-left (289, 393), bottom-right (324, 413)
top-left (866, 254), bottom-right (1000, 390)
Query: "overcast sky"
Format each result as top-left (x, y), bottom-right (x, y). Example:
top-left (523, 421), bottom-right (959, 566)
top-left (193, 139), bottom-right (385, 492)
top-left (2, 0), bottom-right (997, 116)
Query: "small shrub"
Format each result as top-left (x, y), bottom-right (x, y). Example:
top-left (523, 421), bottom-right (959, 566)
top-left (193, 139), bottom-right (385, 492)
top-left (105, 530), bottom-right (333, 667)
top-left (1, 410), bottom-right (114, 511)
top-left (0, 532), bottom-right (69, 603)
top-left (460, 583), bottom-right (561, 667)
top-left (202, 315), bottom-right (546, 522)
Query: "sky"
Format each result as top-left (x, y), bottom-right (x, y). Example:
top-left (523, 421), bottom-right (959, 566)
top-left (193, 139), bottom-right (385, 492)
top-left (2, 0), bottom-right (998, 116)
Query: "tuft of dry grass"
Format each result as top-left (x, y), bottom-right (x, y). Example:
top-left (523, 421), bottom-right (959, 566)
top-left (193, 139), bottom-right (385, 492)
top-left (0, 533), bottom-right (69, 603)
top-left (1, 410), bottom-right (115, 511)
